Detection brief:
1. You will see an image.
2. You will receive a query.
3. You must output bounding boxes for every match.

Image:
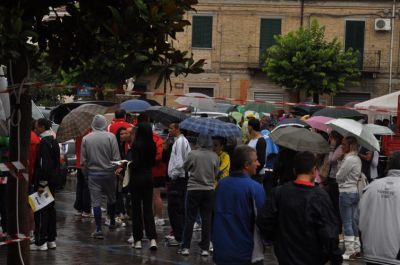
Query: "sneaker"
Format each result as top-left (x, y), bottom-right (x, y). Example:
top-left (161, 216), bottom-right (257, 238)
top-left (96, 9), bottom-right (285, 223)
top-left (193, 222), bottom-right (202, 231)
top-left (91, 231), bottom-right (104, 239)
top-left (133, 241), bottom-right (142, 249)
top-left (167, 237), bottom-right (180, 246)
top-left (30, 243), bottom-right (48, 251)
top-left (149, 239), bottom-right (157, 250)
top-left (155, 217), bottom-right (165, 226)
top-left (342, 252), bottom-right (356, 261)
top-left (201, 250), bottom-right (210, 257)
top-left (350, 252), bottom-right (362, 259)
top-left (105, 218), bottom-right (111, 226)
top-left (127, 235), bottom-right (134, 244)
top-left (47, 241), bottom-right (56, 249)
top-left (115, 217), bottom-right (126, 227)
top-left (81, 212), bottom-right (92, 218)
top-left (180, 248), bottom-right (190, 256)
top-left (74, 210), bottom-right (82, 216)
top-left (209, 242), bottom-right (213, 252)
top-left (101, 207), bottom-right (106, 213)
top-left (165, 234), bottom-right (174, 241)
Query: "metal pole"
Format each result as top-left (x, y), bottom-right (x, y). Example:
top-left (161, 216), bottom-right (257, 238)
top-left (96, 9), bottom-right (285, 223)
top-left (389, 0), bottom-right (396, 94)
top-left (300, 0), bottom-right (305, 27)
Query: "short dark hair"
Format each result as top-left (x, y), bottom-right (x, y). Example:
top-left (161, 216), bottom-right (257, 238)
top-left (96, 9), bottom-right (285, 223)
top-left (388, 151), bottom-right (400, 170)
top-left (169, 122), bottom-right (180, 129)
top-left (137, 113), bottom-right (149, 124)
top-left (248, 118), bottom-right (261, 132)
top-left (293, 151), bottom-right (316, 175)
top-left (115, 109), bottom-right (126, 119)
top-left (36, 118), bottom-right (51, 130)
top-left (231, 145), bottom-right (256, 172)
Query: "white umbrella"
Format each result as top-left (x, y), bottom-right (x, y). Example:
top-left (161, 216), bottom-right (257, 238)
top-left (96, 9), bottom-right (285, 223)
top-left (175, 93), bottom-right (216, 111)
top-left (364, 124), bottom-right (394, 136)
top-left (326, 119), bottom-right (380, 151)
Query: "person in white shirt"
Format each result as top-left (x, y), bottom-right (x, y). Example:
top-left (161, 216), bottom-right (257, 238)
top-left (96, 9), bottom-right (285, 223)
top-left (165, 122), bottom-right (191, 246)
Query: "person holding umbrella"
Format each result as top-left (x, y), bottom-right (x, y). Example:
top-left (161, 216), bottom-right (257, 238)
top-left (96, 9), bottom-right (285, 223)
top-left (336, 136), bottom-right (362, 260)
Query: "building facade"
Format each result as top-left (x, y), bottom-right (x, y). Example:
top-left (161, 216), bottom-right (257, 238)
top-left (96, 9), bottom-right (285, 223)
top-left (144, 0), bottom-right (400, 107)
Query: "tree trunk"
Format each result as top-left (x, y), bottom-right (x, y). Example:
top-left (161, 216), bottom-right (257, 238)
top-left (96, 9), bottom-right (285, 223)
top-left (313, 92), bottom-right (320, 104)
top-left (6, 63), bottom-right (31, 265)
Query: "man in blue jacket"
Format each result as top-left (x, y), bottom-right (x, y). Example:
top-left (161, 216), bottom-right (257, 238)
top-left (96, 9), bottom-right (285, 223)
top-left (212, 145), bottom-right (266, 265)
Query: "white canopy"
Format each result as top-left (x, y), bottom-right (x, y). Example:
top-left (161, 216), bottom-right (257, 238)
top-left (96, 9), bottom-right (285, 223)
top-left (354, 91), bottom-right (400, 116)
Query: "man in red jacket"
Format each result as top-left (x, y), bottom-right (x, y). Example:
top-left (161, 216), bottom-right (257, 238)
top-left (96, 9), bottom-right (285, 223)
top-left (108, 109), bottom-right (133, 135)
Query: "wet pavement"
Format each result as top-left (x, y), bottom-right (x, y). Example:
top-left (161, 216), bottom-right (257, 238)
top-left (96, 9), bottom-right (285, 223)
top-left (1, 173), bottom-right (365, 264)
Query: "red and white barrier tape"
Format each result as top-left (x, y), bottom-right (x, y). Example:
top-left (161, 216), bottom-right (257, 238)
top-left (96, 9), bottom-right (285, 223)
top-left (0, 161), bottom-right (28, 181)
top-left (0, 234), bottom-right (30, 247)
top-left (0, 81), bottom-right (396, 114)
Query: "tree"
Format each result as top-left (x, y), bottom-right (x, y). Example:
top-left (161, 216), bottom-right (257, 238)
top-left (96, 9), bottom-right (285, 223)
top-left (0, 1), bottom-right (203, 264)
top-left (262, 20), bottom-right (360, 104)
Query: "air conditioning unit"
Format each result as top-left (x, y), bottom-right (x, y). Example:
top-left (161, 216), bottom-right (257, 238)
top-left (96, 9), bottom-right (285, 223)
top-left (375, 18), bottom-right (391, 31)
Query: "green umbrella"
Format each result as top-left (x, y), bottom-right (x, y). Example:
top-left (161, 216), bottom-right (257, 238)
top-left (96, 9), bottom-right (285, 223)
top-left (270, 126), bottom-right (329, 154)
top-left (229, 111), bottom-right (243, 123)
top-left (244, 102), bottom-right (276, 114)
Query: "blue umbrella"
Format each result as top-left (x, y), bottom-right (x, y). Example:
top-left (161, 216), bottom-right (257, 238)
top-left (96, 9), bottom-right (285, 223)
top-left (180, 117), bottom-right (241, 137)
top-left (120, 99), bottom-right (151, 113)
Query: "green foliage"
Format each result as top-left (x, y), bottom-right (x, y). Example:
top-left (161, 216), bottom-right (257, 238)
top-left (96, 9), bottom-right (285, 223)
top-left (262, 20), bottom-right (360, 101)
top-left (0, 0), bottom-right (204, 88)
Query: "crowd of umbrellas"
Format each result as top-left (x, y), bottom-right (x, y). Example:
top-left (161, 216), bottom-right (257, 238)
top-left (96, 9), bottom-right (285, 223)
top-left (56, 93), bottom-right (394, 155)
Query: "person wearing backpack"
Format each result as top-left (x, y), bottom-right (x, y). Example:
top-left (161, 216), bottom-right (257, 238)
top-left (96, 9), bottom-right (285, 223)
top-left (30, 118), bottom-right (61, 251)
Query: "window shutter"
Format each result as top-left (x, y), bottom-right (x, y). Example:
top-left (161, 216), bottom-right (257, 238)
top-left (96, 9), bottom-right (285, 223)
top-left (259, 19), bottom-right (281, 64)
top-left (192, 16), bottom-right (213, 48)
top-left (345, 21), bottom-right (365, 69)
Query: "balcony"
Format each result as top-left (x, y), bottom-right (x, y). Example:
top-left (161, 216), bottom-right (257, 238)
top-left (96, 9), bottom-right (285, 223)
top-left (246, 46), bottom-right (382, 73)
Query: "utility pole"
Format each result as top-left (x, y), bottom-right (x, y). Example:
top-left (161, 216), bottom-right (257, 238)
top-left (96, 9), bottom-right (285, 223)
top-left (389, 0), bottom-right (396, 94)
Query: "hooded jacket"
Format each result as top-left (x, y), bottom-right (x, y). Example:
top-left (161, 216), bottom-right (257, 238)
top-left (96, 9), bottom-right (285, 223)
top-left (359, 169), bottom-right (400, 265)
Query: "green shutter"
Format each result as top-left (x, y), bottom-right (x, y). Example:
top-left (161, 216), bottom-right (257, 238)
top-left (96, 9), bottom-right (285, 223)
top-left (192, 16), bottom-right (213, 48)
top-left (345, 20), bottom-right (365, 69)
top-left (259, 19), bottom-right (281, 64)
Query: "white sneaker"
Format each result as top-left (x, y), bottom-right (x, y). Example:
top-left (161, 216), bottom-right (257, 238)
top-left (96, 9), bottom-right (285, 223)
top-left (74, 210), bottom-right (82, 216)
top-left (30, 243), bottom-right (48, 251)
top-left (105, 218), bottom-right (111, 226)
top-left (115, 217), bottom-right (126, 227)
top-left (81, 212), bottom-right (92, 218)
top-left (133, 241), bottom-right (142, 249)
top-left (47, 241), bottom-right (56, 249)
top-left (127, 235), bottom-right (134, 244)
top-left (165, 234), bottom-right (174, 241)
top-left (167, 237), bottom-right (180, 246)
top-left (150, 239), bottom-right (157, 250)
top-left (193, 222), bottom-right (202, 231)
top-left (209, 242), bottom-right (213, 252)
top-left (180, 248), bottom-right (190, 256)
top-left (155, 218), bottom-right (165, 226)
top-left (201, 250), bottom-right (210, 257)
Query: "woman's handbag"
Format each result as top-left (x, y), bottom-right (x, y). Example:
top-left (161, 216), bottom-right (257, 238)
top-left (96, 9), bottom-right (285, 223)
top-left (357, 172), bottom-right (368, 197)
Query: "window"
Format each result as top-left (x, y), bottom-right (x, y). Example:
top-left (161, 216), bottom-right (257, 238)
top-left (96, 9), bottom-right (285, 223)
top-left (189, 87), bottom-right (214, 97)
top-left (254, 92), bottom-right (283, 103)
top-left (332, 92), bottom-right (370, 106)
top-left (345, 20), bottom-right (365, 69)
top-left (259, 19), bottom-right (281, 64)
top-left (192, 16), bottom-right (213, 48)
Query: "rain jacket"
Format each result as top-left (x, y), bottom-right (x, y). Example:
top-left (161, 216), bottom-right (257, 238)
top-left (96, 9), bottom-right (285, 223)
top-left (167, 134), bottom-right (191, 180)
top-left (359, 169), bottom-right (400, 265)
top-left (152, 132), bottom-right (166, 178)
top-left (336, 151), bottom-right (361, 193)
top-left (212, 173), bottom-right (265, 265)
top-left (257, 181), bottom-right (343, 265)
top-left (107, 118), bottom-right (133, 135)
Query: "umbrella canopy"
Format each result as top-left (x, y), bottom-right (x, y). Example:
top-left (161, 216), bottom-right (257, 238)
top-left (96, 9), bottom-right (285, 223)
top-left (175, 93), bottom-right (216, 111)
top-left (270, 126), bottom-right (329, 154)
top-left (230, 111), bottom-right (243, 123)
top-left (244, 102), bottom-right (276, 114)
top-left (312, 108), bottom-right (364, 120)
top-left (364, 124), bottom-right (394, 136)
top-left (273, 118), bottom-right (308, 131)
top-left (215, 116), bottom-right (237, 124)
top-left (179, 117), bottom-right (241, 137)
top-left (56, 104), bottom-right (111, 142)
top-left (305, 116), bottom-right (335, 133)
top-left (145, 106), bottom-right (187, 126)
top-left (326, 119), bottom-right (380, 151)
top-left (291, 105), bottom-right (324, 116)
top-left (138, 98), bottom-right (161, 106)
top-left (120, 99), bottom-right (151, 113)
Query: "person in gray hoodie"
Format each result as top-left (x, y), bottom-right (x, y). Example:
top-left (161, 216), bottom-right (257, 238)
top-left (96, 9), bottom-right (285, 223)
top-left (81, 114), bottom-right (121, 239)
top-left (180, 134), bottom-right (219, 257)
top-left (359, 151), bottom-right (400, 265)
top-left (336, 136), bottom-right (362, 260)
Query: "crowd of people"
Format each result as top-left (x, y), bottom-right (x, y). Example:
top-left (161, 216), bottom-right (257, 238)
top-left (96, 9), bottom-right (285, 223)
top-left (0, 108), bottom-right (399, 265)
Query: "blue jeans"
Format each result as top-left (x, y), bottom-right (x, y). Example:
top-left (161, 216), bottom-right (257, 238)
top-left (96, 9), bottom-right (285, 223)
top-left (339, 192), bottom-right (359, 237)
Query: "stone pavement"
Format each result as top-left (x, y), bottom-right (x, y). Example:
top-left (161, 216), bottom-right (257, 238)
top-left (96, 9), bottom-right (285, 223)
top-left (1, 174), bottom-right (365, 265)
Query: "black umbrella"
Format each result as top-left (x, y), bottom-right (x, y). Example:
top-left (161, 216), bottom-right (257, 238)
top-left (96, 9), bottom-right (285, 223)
top-left (312, 108), bottom-right (364, 119)
top-left (145, 106), bottom-right (187, 126)
top-left (291, 105), bottom-right (324, 116)
top-left (138, 97), bottom-right (161, 106)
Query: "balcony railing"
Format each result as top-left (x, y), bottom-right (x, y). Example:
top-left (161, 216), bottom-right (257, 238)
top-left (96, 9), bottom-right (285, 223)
top-left (247, 46), bottom-right (381, 73)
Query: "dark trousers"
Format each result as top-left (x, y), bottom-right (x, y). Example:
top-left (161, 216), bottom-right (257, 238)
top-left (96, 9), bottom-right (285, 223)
top-left (74, 169), bottom-right (91, 213)
top-left (34, 188), bottom-right (56, 245)
top-left (182, 190), bottom-right (214, 251)
top-left (263, 171), bottom-right (274, 198)
top-left (167, 178), bottom-right (187, 241)
top-left (325, 177), bottom-right (342, 233)
top-left (131, 187), bottom-right (157, 241)
top-left (0, 184), bottom-right (6, 233)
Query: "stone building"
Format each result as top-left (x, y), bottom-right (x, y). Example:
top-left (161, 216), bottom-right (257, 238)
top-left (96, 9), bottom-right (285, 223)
top-left (142, 0), bottom-right (400, 108)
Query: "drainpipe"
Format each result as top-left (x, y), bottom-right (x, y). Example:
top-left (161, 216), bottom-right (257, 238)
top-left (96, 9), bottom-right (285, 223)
top-left (389, 0), bottom-right (396, 94)
top-left (300, 0), bottom-right (305, 27)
